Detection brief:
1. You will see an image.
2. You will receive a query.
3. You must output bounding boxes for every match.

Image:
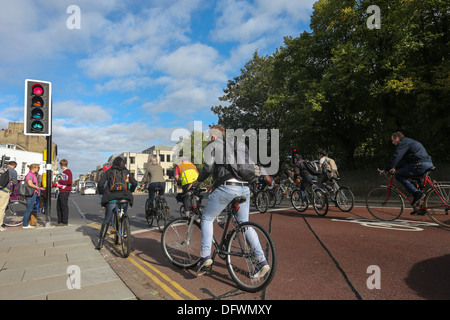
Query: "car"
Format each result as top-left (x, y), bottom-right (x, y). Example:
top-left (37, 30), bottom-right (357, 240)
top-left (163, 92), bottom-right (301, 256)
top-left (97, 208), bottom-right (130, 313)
top-left (81, 181), bottom-right (97, 195)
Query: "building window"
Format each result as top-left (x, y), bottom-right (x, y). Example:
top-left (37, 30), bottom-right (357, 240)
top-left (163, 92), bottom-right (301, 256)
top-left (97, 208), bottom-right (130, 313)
top-left (160, 154), bottom-right (164, 163)
top-left (166, 154), bottom-right (170, 162)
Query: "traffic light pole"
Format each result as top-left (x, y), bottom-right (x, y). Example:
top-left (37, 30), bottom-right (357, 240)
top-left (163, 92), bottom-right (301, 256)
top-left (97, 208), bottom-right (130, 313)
top-left (45, 134), bottom-right (52, 227)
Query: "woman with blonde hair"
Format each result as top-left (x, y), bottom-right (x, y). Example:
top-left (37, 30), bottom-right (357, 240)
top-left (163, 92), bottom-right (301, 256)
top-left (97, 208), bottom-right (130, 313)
top-left (23, 164), bottom-right (45, 229)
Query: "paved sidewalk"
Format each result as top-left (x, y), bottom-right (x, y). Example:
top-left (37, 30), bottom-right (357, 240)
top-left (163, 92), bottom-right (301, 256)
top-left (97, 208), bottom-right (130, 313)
top-left (0, 224), bottom-right (136, 300)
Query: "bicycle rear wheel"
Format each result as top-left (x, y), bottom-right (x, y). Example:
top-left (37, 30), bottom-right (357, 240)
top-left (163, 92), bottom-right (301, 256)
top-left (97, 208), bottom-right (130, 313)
top-left (425, 185), bottom-right (450, 228)
top-left (156, 205), bottom-right (167, 232)
top-left (313, 189), bottom-right (328, 216)
top-left (255, 191), bottom-right (268, 213)
top-left (161, 217), bottom-right (202, 269)
top-left (335, 187), bottom-right (355, 212)
top-left (227, 221), bottom-right (277, 293)
top-left (366, 187), bottom-right (404, 221)
top-left (291, 189), bottom-right (308, 212)
top-left (120, 215), bottom-right (132, 258)
top-left (4, 200), bottom-right (26, 226)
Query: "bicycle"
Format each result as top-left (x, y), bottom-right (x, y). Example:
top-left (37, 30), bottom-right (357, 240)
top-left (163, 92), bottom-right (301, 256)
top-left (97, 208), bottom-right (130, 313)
top-left (145, 188), bottom-right (170, 231)
top-left (322, 177), bottom-right (355, 212)
top-left (4, 192), bottom-right (27, 227)
top-left (111, 199), bottom-right (132, 258)
top-left (291, 179), bottom-right (329, 216)
top-left (177, 185), bottom-right (205, 218)
top-left (161, 191), bottom-right (277, 293)
top-left (366, 167), bottom-right (450, 227)
top-left (250, 178), bottom-right (269, 213)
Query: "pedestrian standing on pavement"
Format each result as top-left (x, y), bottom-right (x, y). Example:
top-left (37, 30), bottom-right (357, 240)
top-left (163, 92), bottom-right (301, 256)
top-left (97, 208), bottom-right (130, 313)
top-left (23, 164), bottom-right (45, 229)
top-left (0, 161), bottom-right (18, 231)
top-left (55, 159), bottom-right (73, 226)
top-left (141, 156), bottom-right (166, 218)
top-left (96, 156), bottom-right (137, 250)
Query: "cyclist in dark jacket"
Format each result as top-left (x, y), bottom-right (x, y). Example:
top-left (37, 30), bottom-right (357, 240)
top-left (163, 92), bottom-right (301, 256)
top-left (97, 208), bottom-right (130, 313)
top-left (383, 131), bottom-right (433, 208)
top-left (96, 157), bottom-right (137, 249)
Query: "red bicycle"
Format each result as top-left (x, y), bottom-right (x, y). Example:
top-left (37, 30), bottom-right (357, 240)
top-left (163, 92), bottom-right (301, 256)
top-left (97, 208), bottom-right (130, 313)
top-left (366, 167), bottom-right (450, 227)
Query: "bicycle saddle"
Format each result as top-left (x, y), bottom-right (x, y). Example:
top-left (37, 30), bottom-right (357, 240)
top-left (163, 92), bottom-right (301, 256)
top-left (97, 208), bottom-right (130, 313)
top-left (425, 166), bottom-right (436, 173)
top-left (117, 199), bottom-right (128, 205)
top-left (232, 196), bottom-right (247, 204)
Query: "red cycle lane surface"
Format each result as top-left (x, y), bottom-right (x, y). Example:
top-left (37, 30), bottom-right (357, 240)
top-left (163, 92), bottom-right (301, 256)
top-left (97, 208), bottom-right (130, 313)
top-left (114, 206), bottom-right (450, 300)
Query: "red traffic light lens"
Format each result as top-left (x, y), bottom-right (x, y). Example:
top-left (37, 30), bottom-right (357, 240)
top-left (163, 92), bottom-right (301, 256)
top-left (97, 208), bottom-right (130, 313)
top-left (32, 84), bottom-right (44, 96)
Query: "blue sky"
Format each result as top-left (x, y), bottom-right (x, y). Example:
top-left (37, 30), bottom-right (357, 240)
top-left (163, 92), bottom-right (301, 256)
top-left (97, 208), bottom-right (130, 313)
top-left (0, 0), bottom-right (316, 177)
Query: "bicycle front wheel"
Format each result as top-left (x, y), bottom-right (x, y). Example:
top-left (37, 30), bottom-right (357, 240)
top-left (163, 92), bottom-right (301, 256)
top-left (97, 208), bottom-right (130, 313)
top-left (366, 187), bottom-right (404, 221)
top-left (335, 187), bottom-right (355, 212)
top-left (313, 189), bottom-right (329, 216)
top-left (120, 215), bottom-right (132, 258)
top-left (227, 221), bottom-right (277, 293)
top-left (425, 185), bottom-right (450, 228)
top-left (161, 217), bottom-right (202, 269)
top-left (4, 200), bottom-right (26, 226)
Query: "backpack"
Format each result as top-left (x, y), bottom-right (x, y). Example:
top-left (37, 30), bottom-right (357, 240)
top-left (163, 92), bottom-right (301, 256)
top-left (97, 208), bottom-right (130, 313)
top-left (109, 169), bottom-right (128, 192)
top-left (0, 166), bottom-right (10, 189)
top-left (304, 160), bottom-right (322, 176)
top-left (325, 157), bottom-right (338, 173)
top-left (224, 139), bottom-right (256, 182)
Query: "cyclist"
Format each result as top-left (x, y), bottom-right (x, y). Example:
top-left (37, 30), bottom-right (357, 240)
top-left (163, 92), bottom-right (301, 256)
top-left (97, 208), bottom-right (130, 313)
top-left (141, 156), bottom-right (166, 218)
top-left (318, 150), bottom-right (338, 191)
top-left (293, 153), bottom-right (315, 202)
top-left (191, 124), bottom-right (270, 278)
top-left (175, 157), bottom-right (199, 216)
top-left (382, 131), bottom-right (434, 211)
top-left (96, 157), bottom-right (137, 250)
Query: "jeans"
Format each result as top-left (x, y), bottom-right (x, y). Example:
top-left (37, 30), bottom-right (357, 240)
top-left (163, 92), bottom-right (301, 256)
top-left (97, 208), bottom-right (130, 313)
top-left (148, 182), bottom-right (166, 209)
top-left (57, 192), bottom-right (70, 224)
top-left (200, 184), bottom-right (265, 262)
top-left (395, 162), bottom-right (434, 195)
top-left (103, 201), bottom-right (128, 225)
top-left (300, 174), bottom-right (315, 201)
top-left (23, 193), bottom-right (37, 226)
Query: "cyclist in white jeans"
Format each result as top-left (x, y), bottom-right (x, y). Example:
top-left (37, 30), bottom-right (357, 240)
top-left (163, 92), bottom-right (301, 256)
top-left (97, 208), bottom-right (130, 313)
top-left (192, 125), bottom-right (269, 278)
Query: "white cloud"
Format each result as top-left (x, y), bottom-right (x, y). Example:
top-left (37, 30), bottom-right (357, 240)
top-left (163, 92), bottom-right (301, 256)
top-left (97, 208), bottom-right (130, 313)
top-left (53, 101), bottom-right (112, 124)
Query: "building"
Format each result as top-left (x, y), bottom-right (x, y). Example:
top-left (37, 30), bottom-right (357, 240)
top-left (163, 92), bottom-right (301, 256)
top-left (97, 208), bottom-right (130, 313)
top-left (0, 143), bottom-right (48, 179)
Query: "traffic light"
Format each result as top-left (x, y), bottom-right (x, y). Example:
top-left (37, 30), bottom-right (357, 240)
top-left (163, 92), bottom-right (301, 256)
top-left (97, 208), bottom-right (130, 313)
top-left (24, 79), bottom-right (52, 136)
top-left (292, 148), bottom-right (297, 164)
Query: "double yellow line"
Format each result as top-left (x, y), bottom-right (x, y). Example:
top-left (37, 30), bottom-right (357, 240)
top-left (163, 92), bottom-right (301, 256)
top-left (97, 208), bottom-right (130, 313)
top-left (89, 223), bottom-right (199, 300)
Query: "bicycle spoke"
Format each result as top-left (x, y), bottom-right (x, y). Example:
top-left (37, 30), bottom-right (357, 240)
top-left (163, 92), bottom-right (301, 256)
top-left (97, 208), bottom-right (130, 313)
top-left (425, 185), bottom-right (450, 228)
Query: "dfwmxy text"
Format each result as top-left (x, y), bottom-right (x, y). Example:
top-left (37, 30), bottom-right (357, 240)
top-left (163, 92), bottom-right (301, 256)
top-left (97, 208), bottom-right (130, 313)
top-left (177, 304), bottom-right (272, 317)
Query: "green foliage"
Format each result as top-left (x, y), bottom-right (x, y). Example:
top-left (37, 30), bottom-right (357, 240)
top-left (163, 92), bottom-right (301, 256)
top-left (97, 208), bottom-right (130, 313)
top-left (211, 0), bottom-right (449, 168)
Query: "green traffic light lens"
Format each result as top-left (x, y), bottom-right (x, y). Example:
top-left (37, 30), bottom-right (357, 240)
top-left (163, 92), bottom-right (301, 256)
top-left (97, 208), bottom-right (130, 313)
top-left (31, 121), bottom-right (44, 132)
top-left (32, 84), bottom-right (44, 96)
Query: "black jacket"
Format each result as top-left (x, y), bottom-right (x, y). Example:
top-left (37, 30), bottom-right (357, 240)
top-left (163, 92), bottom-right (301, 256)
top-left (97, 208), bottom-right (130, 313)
top-left (197, 137), bottom-right (236, 190)
top-left (385, 137), bottom-right (432, 170)
top-left (98, 168), bottom-right (137, 207)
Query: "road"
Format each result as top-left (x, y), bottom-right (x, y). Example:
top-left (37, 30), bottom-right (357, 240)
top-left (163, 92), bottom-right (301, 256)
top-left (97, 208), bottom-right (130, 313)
top-left (64, 192), bottom-right (450, 301)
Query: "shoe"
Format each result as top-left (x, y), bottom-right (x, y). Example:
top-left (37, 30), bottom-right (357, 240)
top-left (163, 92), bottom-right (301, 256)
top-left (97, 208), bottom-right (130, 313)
top-left (410, 208), bottom-right (426, 216)
top-left (253, 260), bottom-right (270, 278)
top-left (411, 191), bottom-right (425, 207)
top-left (23, 225), bottom-right (35, 229)
top-left (0, 227), bottom-right (6, 232)
top-left (196, 257), bottom-right (213, 276)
